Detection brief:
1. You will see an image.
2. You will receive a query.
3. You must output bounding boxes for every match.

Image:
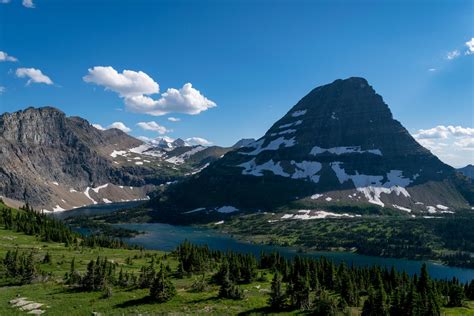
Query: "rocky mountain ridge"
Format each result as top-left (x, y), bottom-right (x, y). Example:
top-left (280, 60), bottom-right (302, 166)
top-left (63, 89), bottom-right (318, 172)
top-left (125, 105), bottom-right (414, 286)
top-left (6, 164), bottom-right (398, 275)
top-left (0, 107), bottom-right (232, 211)
top-left (143, 77), bottom-right (473, 223)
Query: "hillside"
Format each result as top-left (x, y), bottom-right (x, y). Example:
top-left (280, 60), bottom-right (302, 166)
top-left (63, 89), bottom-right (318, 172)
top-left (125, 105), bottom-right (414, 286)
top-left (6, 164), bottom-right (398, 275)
top-left (0, 107), bottom-right (233, 212)
top-left (0, 201), bottom-right (472, 315)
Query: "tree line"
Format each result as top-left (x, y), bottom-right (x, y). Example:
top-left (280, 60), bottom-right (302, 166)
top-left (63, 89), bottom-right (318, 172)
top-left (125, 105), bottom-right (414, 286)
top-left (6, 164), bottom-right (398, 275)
top-left (0, 205), bottom-right (140, 250)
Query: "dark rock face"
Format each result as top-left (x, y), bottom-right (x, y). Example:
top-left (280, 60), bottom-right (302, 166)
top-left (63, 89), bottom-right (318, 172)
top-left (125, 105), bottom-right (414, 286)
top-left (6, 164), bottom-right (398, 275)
top-left (148, 78), bottom-right (471, 216)
top-left (0, 107), bottom-right (146, 208)
top-left (458, 165), bottom-right (474, 180)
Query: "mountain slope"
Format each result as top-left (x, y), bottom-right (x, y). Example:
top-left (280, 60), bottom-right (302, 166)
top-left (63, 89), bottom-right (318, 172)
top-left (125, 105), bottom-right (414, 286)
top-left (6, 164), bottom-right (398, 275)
top-left (0, 107), bottom-right (233, 211)
top-left (145, 77), bottom-right (472, 221)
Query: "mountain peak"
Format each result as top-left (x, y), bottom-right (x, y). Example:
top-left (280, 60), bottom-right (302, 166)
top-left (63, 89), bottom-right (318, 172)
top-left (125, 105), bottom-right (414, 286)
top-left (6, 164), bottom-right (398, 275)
top-left (146, 78), bottom-right (470, 216)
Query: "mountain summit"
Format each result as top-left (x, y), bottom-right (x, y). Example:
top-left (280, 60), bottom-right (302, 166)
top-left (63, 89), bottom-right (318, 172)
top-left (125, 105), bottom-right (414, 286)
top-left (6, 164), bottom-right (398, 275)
top-left (146, 77), bottom-right (472, 221)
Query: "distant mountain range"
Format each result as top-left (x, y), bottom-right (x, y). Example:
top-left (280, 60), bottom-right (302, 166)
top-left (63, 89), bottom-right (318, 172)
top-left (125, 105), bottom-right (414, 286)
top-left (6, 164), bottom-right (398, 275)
top-left (141, 77), bottom-right (473, 223)
top-left (0, 78), bottom-right (472, 217)
top-left (0, 107), bottom-right (234, 211)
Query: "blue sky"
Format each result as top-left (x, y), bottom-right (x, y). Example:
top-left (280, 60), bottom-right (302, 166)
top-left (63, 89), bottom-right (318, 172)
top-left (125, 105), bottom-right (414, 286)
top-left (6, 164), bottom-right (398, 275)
top-left (0, 0), bottom-right (473, 167)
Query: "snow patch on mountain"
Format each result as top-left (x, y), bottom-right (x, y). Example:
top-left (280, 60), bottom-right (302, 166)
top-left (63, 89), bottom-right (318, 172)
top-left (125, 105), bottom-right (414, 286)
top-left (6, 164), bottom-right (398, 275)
top-left (290, 160), bottom-right (322, 183)
top-left (310, 146), bottom-right (382, 156)
top-left (392, 204), bottom-right (411, 213)
top-left (279, 120), bottom-right (302, 129)
top-left (311, 194), bottom-right (323, 200)
top-left (271, 129), bottom-right (297, 136)
top-left (329, 161), bottom-right (412, 207)
top-left (241, 137), bottom-right (296, 155)
top-left (216, 206), bottom-right (239, 213)
top-left (281, 210), bottom-right (356, 220)
top-left (291, 109), bottom-right (307, 117)
top-left (84, 187), bottom-right (98, 204)
top-left (92, 183), bottom-right (109, 193)
top-left (129, 144), bottom-right (153, 154)
top-left (165, 146), bottom-right (206, 164)
top-left (52, 205), bottom-right (65, 212)
top-left (110, 150), bottom-right (127, 158)
top-left (238, 159), bottom-right (322, 183)
top-left (238, 159), bottom-right (289, 177)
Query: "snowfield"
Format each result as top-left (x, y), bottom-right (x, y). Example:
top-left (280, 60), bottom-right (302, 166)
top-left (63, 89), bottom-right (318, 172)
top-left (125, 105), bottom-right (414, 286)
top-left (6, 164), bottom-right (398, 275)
top-left (281, 210), bottom-right (356, 220)
top-left (241, 136), bottom-right (296, 156)
top-left (310, 145), bottom-right (382, 156)
top-left (291, 109), bottom-right (307, 117)
top-left (216, 206), bottom-right (239, 213)
top-left (238, 159), bottom-right (322, 183)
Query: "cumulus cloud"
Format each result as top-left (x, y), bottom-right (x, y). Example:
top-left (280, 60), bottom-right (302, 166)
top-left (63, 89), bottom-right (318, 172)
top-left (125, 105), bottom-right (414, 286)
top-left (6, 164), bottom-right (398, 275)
top-left (0, 86), bottom-right (5, 94)
top-left (83, 66), bottom-right (216, 116)
top-left (446, 50), bottom-right (460, 60)
top-left (83, 66), bottom-right (159, 97)
top-left (125, 83), bottom-right (216, 116)
top-left (92, 124), bottom-right (105, 131)
top-left (136, 121), bottom-right (170, 134)
top-left (22, 0), bottom-right (34, 8)
top-left (413, 125), bottom-right (474, 167)
top-left (167, 117), bottom-right (181, 122)
top-left (107, 122), bottom-right (131, 133)
top-left (413, 125), bottom-right (474, 139)
top-left (185, 137), bottom-right (213, 146)
top-left (16, 68), bottom-right (53, 85)
top-left (0, 51), bottom-right (18, 62)
top-left (466, 38), bottom-right (474, 55)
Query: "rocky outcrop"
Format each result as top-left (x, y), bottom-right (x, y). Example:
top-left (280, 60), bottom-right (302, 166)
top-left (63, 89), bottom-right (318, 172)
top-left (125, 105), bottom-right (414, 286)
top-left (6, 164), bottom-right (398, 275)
top-left (0, 107), bottom-right (152, 210)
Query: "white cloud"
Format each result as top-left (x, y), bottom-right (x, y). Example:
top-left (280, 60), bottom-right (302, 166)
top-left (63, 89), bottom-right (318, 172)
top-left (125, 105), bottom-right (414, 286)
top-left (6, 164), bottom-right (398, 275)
top-left (136, 121), bottom-right (169, 134)
top-left (413, 125), bottom-right (474, 139)
top-left (16, 68), bottom-right (53, 85)
top-left (107, 122), bottom-right (131, 133)
top-left (185, 137), bottom-right (213, 146)
top-left (92, 124), bottom-right (106, 131)
top-left (167, 117), bottom-right (181, 122)
top-left (466, 38), bottom-right (474, 55)
top-left (0, 0), bottom-right (11, 4)
top-left (428, 68), bottom-right (436, 72)
top-left (454, 138), bottom-right (474, 149)
top-left (0, 51), bottom-right (18, 62)
top-left (446, 50), bottom-right (460, 60)
top-left (413, 125), bottom-right (474, 167)
top-left (83, 66), bottom-right (159, 97)
top-left (0, 86), bottom-right (5, 94)
top-left (22, 0), bottom-right (34, 8)
top-left (125, 83), bottom-right (216, 116)
top-left (83, 66), bottom-right (216, 116)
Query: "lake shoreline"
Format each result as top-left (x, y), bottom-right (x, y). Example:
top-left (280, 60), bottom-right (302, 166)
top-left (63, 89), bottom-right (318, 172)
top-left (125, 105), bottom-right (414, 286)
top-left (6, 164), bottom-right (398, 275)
top-left (52, 202), bottom-right (474, 283)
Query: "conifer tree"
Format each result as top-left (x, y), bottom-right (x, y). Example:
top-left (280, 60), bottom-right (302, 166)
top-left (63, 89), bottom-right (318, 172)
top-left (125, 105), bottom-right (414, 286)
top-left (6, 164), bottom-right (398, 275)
top-left (268, 272), bottom-right (286, 310)
top-left (149, 264), bottom-right (176, 302)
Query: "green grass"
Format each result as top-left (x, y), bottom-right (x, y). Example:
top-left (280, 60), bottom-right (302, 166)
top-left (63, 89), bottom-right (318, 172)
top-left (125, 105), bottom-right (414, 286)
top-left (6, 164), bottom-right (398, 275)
top-left (0, 202), bottom-right (472, 315)
top-left (0, 226), bottom-right (280, 315)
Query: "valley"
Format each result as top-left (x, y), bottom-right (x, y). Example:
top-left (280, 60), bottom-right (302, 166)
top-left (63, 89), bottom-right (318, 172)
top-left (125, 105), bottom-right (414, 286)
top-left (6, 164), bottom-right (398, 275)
top-left (0, 201), bottom-right (473, 315)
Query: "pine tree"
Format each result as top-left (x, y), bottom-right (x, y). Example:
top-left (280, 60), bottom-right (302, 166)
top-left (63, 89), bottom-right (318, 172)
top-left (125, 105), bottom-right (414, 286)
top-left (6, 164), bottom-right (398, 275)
top-left (149, 264), bottom-right (176, 303)
top-left (313, 289), bottom-right (340, 316)
top-left (268, 272), bottom-right (286, 310)
top-left (218, 262), bottom-right (244, 300)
